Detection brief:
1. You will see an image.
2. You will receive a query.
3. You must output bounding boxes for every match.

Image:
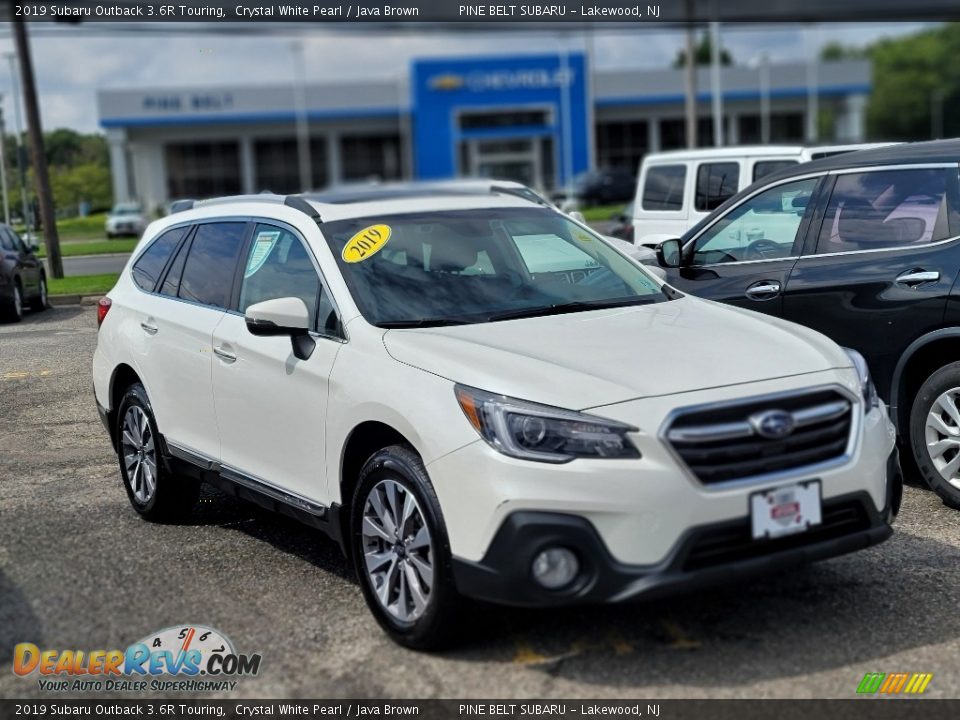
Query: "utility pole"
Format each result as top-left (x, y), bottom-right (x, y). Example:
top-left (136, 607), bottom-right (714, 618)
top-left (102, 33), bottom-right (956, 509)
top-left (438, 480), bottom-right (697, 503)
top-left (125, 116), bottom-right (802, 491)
top-left (0, 99), bottom-right (10, 226)
top-left (12, 15), bottom-right (63, 278)
top-left (709, 21), bottom-right (723, 147)
top-left (291, 40), bottom-right (313, 192)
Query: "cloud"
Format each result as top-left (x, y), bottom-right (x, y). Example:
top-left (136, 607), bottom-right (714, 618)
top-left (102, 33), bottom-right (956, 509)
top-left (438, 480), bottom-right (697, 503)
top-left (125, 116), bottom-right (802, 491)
top-left (0, 22), bottom-right (938, 133)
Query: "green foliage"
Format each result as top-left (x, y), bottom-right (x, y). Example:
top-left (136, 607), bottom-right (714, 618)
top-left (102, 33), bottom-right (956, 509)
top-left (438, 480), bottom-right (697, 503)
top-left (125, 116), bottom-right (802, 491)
top-left (866, 25), bottom-right (960, 141)
top-left (673, 31), bottom-right (733, 68)
top-left (820, 42), bottom-right (868, 61)
top-left (48, 273), bottom-right (119, 296)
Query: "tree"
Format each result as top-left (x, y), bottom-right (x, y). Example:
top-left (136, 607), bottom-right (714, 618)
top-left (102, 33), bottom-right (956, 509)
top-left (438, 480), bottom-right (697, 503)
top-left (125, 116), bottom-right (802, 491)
top-left (820, 42), bottom-right (867, 61)
top-left (673, 31), bottom-right (733, 68)
top-left (866, 25), bottom-right (960, 141)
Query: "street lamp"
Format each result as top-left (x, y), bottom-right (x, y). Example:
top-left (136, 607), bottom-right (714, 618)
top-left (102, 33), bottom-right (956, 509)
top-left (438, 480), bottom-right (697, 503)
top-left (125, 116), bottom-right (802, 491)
top-left (748, 52), bottom-right (772, 145)
top-left (5, 52), bottom-right (31, 235)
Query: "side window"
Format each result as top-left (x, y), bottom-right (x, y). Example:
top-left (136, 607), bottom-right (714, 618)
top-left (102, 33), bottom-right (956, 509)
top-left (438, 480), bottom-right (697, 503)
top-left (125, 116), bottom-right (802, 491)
top-left (695, 162), bottom-right (740, 212)
top-left (8, 228), bottom-right (27, 253)
top-left (178, 222), bottom-right (247, 308)
top-left (815, 168), bottom-right (951, 254)
top-left (642, 165), bottom-right (686, 211)
top-left (692, 177), bottom-right (818, 265)
top-left (159, 234), bottom-right (190, 297)
top-left (131, 227), bottom-right (186, 292)
top-left (754, 160), bottom-right (799, 183)
top-left (0, 229), bottom-right (15, 251)
top-left (239, 224), bottom-right (326, 330)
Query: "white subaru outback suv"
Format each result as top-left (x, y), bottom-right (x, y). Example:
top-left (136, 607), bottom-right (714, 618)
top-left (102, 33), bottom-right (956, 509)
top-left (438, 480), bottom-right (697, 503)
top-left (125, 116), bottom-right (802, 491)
top-left (92, 191), bottom-right (901, 649)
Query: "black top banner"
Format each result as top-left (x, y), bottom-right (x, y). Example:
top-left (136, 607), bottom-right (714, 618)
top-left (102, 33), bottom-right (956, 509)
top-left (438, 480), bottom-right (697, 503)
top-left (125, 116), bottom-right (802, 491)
top-left (6, 0), bottom-right (960, 24)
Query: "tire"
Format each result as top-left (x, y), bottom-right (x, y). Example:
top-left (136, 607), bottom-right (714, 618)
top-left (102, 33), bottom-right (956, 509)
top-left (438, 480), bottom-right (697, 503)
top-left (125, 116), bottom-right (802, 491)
top-left (1, 279), bottom-right (24, 323)
top-left (116, 383), bottom-right (200, 522)
top-left (350, 444), bottom-right (462, 650)
top-left (29, 275), bottom-right (47, 312)
top-left (909, 362), bottom-right (960, 509)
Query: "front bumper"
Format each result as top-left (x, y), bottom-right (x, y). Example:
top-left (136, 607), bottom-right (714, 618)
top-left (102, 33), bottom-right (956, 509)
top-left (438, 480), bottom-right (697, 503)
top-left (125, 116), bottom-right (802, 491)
top-left (452, 487), bottom-right (894, 607)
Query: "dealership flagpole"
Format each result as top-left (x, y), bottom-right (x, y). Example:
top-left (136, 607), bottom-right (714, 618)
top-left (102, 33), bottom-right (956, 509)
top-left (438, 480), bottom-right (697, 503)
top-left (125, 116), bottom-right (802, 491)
top-left (5, 53), bottom-right (31, 237)
top-left (0, 96), bottom-right (10, 226)
top-left (559, 37), bottom-right (574, 204)
top-left (710, 21), bottom-right (724, 147)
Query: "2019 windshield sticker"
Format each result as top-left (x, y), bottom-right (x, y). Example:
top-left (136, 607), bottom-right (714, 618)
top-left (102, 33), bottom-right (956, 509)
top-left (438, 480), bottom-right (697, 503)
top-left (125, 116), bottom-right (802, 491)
top-left (342, 224), bottom-right (392, 263)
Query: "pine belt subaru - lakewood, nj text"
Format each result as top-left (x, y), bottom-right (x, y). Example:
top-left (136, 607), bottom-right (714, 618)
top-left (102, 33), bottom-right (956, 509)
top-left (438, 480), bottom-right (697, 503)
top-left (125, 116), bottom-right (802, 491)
top-left (92, 191), bottom-right (901, 649)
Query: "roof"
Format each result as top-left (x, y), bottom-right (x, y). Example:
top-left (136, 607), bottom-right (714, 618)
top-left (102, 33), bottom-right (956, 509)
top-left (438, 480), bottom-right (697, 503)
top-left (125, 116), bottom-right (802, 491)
top-left (644, 145), bottom-right (807, 163)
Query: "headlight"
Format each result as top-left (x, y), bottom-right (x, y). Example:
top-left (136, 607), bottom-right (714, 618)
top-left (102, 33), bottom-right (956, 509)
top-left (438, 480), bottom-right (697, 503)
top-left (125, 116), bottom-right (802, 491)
top-left (454, 384), bottom-right (640, 463)
top-left (843, 347), bottom-right (879, 411)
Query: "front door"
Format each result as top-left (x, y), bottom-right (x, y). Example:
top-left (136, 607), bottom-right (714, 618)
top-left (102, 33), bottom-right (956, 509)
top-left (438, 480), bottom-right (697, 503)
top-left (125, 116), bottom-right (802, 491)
top-left (666, 176), bottom-right (823, 316)
top-left (212, 222), bottom-right (342, 505)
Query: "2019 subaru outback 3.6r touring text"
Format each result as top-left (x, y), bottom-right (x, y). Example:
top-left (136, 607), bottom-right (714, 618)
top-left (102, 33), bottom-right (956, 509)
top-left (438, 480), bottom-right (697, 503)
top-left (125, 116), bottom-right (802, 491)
top-left (92, 192), bottom-right (901, 649)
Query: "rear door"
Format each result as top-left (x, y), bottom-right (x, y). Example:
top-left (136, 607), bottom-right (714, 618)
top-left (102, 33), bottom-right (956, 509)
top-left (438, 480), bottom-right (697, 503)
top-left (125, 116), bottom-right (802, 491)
top-left (782, 164), bottom-right (960, 402)
top-left (666, 174), bottom-right (825, 316)
top-left (137, 220), bottom-right (249, 461)
top-left (633, 162), bottom-right (689, 245)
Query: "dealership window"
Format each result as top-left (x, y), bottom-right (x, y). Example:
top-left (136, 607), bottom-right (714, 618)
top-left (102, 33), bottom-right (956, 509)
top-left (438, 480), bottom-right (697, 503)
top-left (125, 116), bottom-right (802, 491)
top-left (340, 134), bottom-right (403, 182)
top-left (814, 168), bottom-right (950, 254)
top-left (165, 142), bottom-right (242, 199)
top-left (460, 110), bottom-right (550, 129)
top-left (658, 118), bottom-right (727, 150)
top-left (695, 162), bottom-right (740, 212)
top-left (253, 138), bottom-right (328, 193)
top-left (738, 113), bottom-right (805, 144)
top-left (596, 120), bottom-right (648, 172)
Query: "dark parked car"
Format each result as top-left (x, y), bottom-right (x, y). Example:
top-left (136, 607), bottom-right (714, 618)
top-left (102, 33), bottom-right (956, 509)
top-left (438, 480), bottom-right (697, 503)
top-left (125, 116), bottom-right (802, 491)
top-left (556, 168), bottom-right (636, 206)
top-left (655, 139), bottom-right (960, 508)
top-left (0, 223), bottom-right (47, 322)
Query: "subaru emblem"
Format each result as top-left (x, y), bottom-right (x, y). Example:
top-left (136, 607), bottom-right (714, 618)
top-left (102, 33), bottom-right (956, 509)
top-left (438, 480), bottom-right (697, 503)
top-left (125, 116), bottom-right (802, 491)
top-left (750, 409), bottom-right (796, 439)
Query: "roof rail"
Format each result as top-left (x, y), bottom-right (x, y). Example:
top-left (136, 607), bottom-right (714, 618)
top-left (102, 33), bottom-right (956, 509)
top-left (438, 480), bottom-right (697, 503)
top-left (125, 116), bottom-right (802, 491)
top-left (168, 194), bottom-right (322, 222)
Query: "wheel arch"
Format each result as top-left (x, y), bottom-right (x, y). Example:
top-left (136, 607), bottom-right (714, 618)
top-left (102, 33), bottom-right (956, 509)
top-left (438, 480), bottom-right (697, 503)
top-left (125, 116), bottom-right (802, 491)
top-left (106, 363), bottom-right (144, 448)
top-left (891, 328), bottom-right (960, 433)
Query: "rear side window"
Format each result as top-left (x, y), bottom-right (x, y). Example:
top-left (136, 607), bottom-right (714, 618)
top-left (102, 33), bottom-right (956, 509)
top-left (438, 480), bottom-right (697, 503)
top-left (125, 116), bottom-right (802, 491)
top-left (814, 168), bottom-right (951, 254)
top-left (753, 160), bottom-right (798, 182)
top-left (642, 165), bottom-right (686, 211)
top-left (695, 163), bottom-right (740, 212)
top-left (159, 235), bottom-right (190, 297)
top-left (131, 228), bottom-right (186, 291)
top-left (178, 223), bottom-right (247, 308)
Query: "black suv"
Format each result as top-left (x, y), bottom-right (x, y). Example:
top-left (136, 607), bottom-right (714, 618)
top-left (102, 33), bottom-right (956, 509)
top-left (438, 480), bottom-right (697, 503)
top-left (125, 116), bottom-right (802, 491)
top-left (656, 139), bottom-right (960, 508)
top-left (0, 223), bottom-right (47, 322)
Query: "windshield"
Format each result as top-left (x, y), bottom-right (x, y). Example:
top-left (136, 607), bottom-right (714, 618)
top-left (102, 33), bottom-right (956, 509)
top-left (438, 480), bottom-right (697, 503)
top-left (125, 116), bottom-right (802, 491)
top-left (321, 207), bottom-right (670, 327)
top-left (112, 204), bottom-right (140, 216)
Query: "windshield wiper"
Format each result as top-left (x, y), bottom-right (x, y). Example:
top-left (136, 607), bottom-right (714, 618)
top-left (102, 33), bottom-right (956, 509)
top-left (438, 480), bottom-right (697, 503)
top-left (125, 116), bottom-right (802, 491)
top-left (486, 297), bottom-right (655, 323)
top-left (377, 318), bottom-right (473, 328)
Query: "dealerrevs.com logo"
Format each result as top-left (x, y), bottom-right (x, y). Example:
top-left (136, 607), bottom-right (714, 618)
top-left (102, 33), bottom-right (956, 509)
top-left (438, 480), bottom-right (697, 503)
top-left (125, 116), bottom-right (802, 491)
top-left (13, 625), bottom-right (262, 693)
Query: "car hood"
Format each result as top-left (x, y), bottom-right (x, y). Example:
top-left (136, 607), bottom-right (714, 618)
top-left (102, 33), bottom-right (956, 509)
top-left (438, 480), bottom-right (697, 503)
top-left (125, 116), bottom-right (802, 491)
top-left (382, 297), bottom-right (851, 410)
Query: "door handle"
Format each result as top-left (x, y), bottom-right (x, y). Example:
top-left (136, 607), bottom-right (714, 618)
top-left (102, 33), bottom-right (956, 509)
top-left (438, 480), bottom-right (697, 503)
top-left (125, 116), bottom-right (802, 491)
top-left (895, 270), bottom-right (940, 287)
top-left (744, 281), bottom-right (782, 300)
top-left (140, 322), bottom-right (158, 335)
top-left (213, 346), bottom-right (237, 363)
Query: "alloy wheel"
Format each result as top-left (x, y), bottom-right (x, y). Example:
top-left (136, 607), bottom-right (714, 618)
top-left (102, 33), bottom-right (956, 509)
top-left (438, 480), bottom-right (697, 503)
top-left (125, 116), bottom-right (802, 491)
top-left (361, 478), bottom-right (435, 624)
top-left (925, 388), bottom-right (960, 490)
top-left (121, 405), bottom-right (157, 503)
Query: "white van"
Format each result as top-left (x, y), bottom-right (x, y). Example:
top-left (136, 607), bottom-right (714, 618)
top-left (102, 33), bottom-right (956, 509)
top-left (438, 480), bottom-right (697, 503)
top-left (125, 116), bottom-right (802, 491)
top-left (632, 143), bottom-right (894, 247)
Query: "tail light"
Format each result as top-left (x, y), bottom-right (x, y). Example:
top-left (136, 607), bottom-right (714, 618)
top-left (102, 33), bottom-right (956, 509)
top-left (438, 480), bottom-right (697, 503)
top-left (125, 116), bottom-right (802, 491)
top-left (97, 297), bottom-right (112, 328)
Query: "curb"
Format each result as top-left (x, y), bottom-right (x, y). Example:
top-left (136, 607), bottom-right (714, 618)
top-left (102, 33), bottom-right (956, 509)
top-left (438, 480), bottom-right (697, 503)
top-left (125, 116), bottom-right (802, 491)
top-left (49, 294), bottom-right (105, 307)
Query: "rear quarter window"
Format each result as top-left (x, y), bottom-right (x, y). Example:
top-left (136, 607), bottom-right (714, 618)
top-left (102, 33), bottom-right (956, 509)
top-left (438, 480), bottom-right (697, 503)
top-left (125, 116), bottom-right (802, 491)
top-left (131, 227), bottom-right (187, 292)
top-left (642, 165), bottom-right (687, 211)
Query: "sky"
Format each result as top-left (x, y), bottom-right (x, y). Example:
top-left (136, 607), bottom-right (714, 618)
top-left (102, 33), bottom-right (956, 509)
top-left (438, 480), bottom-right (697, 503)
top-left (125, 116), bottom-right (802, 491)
top-left (0, 21), bottom-right (934, 134)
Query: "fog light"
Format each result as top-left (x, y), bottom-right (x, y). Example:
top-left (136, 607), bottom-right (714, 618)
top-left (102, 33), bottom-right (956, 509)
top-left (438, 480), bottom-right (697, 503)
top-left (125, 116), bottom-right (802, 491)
top-left (531, 547), bottom-right (579, 589)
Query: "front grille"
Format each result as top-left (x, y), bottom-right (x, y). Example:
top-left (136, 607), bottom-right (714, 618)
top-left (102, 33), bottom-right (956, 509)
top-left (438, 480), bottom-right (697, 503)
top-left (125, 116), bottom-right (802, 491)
top-left (682, 498), bottom-right (870, 571)
top-left (665, 389), bottom-right (854, 485)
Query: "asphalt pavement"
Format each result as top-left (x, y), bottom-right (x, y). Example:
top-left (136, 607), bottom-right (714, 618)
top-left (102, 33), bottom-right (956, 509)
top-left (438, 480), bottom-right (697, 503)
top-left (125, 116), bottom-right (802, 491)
top-left (2, 305), bottom-right (959, 700)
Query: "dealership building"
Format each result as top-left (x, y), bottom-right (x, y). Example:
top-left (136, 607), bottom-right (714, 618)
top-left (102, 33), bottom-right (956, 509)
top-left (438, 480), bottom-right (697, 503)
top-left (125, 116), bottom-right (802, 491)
top-left (97, 53), bottom-right (870, 212)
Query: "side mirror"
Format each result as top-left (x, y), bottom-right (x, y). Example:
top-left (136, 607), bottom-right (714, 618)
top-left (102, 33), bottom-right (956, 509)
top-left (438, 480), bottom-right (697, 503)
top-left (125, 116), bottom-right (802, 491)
top-left (245, 297), bottom-right (315, 361)
top-left (28, 242), bottom-right (39, 253)
top-left (656, 238), bottom-right (682, 268)
top-left (568, 210), bottom-right (586, 224)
